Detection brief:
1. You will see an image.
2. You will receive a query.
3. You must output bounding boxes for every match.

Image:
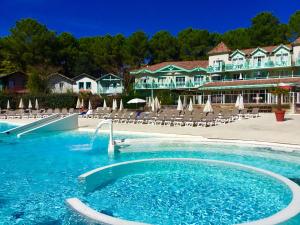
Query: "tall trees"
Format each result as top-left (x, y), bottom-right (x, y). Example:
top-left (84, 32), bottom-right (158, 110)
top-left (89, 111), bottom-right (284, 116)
top-left (1, 18), bottom-right (57, 72)
top-left (249, 12), bottom-right (288, 46)
top-left (178, 28), bottom-right (211, 60)
top-left (289, 11), bottom-right (300, 41)
top-left (123, 31), bottom-right (149, 68)
top-left (149, 31), bottom-right (178, 63)
top-left (222, 28), bottom-right (251, 49)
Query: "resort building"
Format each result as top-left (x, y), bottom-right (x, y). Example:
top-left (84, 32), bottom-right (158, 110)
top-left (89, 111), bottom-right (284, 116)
top-left (131, 37), bottom-right (300, 107)
top-left (0, 71), bottom-right (28, 93)
top-left (48, 73), bottom-right (75, 93)
top-left (131, 60), bottom-right (208, 97)
top-left (72, 73), bottom-right (98, 94)
top-left (96, 73), bottom-right (124, 95)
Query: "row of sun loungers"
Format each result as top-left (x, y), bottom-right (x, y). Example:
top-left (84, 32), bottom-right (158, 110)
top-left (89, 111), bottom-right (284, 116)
top-left (82, 108), bottom-right (260, 127)
top-left (0, 108), bottom-right (78, 119)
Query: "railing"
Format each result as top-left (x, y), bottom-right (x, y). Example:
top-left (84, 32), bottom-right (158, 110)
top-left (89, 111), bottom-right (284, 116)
top-left (134, 81), bottom-right (204, 90)
top-left (296, 58), bottom-right (300, 66)
top-left (98, 87), bottom-right (123, 94)
top-left (208, 59), bottom-right (292, 73)
top-left (211, 74), bottom-right (300, 82)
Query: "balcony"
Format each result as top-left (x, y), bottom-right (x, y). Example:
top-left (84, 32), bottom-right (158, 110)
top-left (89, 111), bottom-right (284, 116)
top-left (98, 87), bottom-right (123, 94)
top-left (208, 59), bottom-right (292, 73)
top-left (210, 74), bottom-right (300, 83)
top-left (134, 81), bottom-right (203, 90)
top-left (296, 58), bottom-right (300, 66)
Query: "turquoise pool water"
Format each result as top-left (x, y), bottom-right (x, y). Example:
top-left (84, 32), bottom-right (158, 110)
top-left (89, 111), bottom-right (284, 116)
top-left (1, 122), bottom-right (300, 224)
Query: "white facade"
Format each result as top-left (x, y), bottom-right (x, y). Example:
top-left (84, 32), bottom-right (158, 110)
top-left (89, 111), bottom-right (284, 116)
top-left (48, 74), bottom-right (74, 93)
top-left (73, 76), bottom-right (97, 94)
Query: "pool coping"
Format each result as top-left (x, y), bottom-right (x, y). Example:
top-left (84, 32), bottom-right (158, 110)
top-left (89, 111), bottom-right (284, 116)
top-left (66, 158), bottom-right (300, 225)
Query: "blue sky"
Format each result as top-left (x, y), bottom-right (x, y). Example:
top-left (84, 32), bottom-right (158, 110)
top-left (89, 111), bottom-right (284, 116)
top-left (1, 0), bottom-right (299, 37)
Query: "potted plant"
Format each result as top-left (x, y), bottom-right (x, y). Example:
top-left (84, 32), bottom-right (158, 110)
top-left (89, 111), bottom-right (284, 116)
top-left (271, 87), bottom-right (289, 122)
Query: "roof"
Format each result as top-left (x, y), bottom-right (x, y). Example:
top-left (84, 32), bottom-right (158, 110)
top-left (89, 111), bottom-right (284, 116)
top-left (293, 37), bottom-right (300, 46)
top-left (49, 73), bottom-right (74, 82)
top-left (0, 71), bottom-right (26, 79)
top-left (131, 60), bottom-right (208, 74)
top-left (96, 73), bottom-right (123, 81)
top-left (73, 73), bottom-right (97, 81)
top-left (200, 77), bottom-right (300, 90)
top-left (208, 42), bottom-right (231, 55)
top-left (240, 45), bottom-right (292, 55)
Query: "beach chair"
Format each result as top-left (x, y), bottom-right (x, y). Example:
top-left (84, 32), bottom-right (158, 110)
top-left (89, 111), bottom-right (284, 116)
top-left (247, 108), bottom-right (259, 118)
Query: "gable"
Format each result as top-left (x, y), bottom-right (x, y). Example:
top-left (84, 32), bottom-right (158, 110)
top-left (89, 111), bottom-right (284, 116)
top-left (98, 73), bottom-right (122, 81)
top-left (272, 45), bottom-right (290, 54)
top-left (230, 50), bottom-right (245, 58)
top-left (251, 48), bottom-right (267, 56)
top-left (157, 65), bottom-right (188, 73)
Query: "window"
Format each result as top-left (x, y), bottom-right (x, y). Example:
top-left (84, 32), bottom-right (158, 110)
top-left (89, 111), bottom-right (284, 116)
top-left (59, 82), bottom-right (64, 91)
top-left (8, 80), bottom-right (15, 88)
top-left (86, 82), bottom-right (91, 89)
top-left (79, 82), bottom-right (84, 89)
top-left (176, 77), bottom-right (185, 86)
top-left (158, 77), bottom-right (166, 86)
top-left (213, 60), bottom-right (223, 70)
top-left (275, 53), bottom-right (288, 65)
top-left (194, 75), bottom-right (202, 84)
top-left (253, 56), bottom-right (265, 67)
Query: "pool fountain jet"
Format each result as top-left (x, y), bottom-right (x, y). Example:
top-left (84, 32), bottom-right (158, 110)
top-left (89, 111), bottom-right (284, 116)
top-left (93, 119), bottom-right (115, 156)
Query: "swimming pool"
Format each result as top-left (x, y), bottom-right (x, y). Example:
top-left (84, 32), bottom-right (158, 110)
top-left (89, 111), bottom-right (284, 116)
top-left (1, 122), bottom-right (300, 224)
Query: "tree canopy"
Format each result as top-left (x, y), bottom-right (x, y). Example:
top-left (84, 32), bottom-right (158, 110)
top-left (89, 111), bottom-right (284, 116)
top-left (0, 11), bottom-right (299, 79)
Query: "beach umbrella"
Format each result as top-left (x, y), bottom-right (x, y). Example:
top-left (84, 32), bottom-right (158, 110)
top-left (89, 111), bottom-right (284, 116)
top-left (76, 98), bottom-right (81, 109)
top-left (147, 97), bottom-right (152, 107)
top-left (183, 96), bottom-right (187, 108)
top-left (235, 95), bottom-right (240, 108)
top-left (28, 99), bottom-right (32, 109)
top-left (112, 99), bottom-right (117, 111)
top-left (35, 99), bottom-right (39, 110)
top-left (239, 95), bottom-right (244, 110)
top-left (80, 99), bottom-right (84, 109)
top-left (177, 96), bottom-right (183, 111)
top-left (119, 99), bottom-right (124, 111)
top-left (88, 100), bottom-right (92, 110)
top-left (188, 98), bottom-right (193, 112)
top-left (103, 99), bottom-right (107, 109)
top-left (154, 97), bottom-right (160, 110)
top-left (156, 98), bottom-right (161, 110)
top-left (239, 73), bottom-right (243, 80)
top-left (203, 96), bottom-right (213, 113)
top-left (19, 98), bottom-right (24, 109)
top-left (127, 98), bottom-right (146, 104)
top-left (151, 98), bottom-right (155, 112)
top-left (6, 100), bottom-right (10, 109)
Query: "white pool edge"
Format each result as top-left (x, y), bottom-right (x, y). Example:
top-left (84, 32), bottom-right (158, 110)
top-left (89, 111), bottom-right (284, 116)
top-left (67, 158), bottom-right (300, 225)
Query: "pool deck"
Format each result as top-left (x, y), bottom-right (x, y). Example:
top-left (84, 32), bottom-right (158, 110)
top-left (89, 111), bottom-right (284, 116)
top-left (2, 113), bottom-right (300, 146)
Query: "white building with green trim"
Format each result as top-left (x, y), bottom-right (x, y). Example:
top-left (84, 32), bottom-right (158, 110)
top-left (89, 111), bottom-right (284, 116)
top-left (131, 37), bottom-right (300, 107)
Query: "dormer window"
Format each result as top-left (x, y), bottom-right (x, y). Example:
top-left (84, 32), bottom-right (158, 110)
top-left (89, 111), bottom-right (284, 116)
top-left (253, 56), bottom-right (265, 67)
top-left (275, 53), bottom-right (288, 64)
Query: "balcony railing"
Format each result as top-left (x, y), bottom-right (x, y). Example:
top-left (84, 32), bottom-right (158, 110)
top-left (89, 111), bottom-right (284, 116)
top-left (98, 87), bottom-right (123, 94)
top-left (211, 74), bottom-right (300, 82)
top-left (134, 81), bottom-right (204, 90)
top-left (296, 58), bottom-right (300, 66)
top-left (208, 59), bottom-right (292, 73)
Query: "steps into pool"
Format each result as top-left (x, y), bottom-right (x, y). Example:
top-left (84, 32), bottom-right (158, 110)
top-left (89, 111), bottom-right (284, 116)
top-left (0, 114), bottom-right (78, 138)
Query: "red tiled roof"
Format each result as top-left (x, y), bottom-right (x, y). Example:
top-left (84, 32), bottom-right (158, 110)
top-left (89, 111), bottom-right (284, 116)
top-left (293, 37), bottom-right (300, 46)
top-left (203, 77), bottom-right (300, 88)
top-left (239, 44), bottom-right (292, 55)
top-left (208, 42), bottom-right (231, 55)
top-left (136, 60), bottom-right (208, 72)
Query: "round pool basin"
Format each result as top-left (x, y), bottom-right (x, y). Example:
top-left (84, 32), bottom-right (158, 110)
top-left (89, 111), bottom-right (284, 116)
top-left (67, 158), bottom-right (300, 225)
